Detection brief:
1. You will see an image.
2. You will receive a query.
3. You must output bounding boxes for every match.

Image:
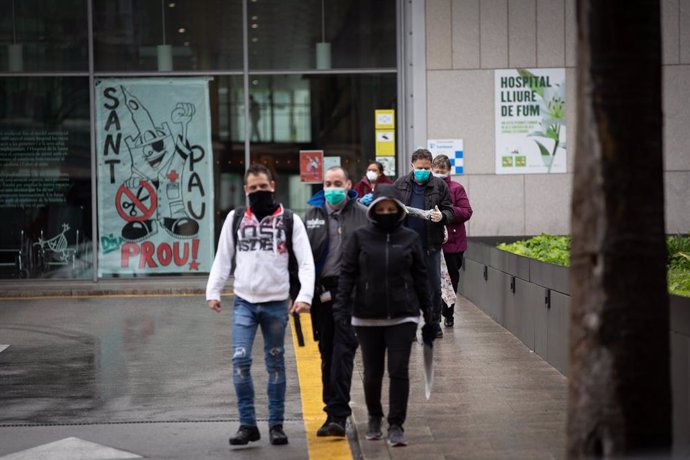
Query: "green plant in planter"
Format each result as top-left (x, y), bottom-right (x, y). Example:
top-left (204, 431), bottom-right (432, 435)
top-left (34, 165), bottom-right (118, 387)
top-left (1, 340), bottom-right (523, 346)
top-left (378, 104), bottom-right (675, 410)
top-left (667, 234), bottom-right (690, 269)
top-left (496, 233), bottom-right (570, 266)
top-left (668, 269), bottom-right (690, 297)
top-left (496, 233), bottom-right (690, 297)
top-left (666, 234), bottom-right (690, 297)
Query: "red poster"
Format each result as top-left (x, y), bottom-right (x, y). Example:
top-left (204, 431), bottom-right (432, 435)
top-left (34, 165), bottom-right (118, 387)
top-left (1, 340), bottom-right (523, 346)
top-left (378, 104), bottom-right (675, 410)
top-left (299, 150), bottom-right (324, 183)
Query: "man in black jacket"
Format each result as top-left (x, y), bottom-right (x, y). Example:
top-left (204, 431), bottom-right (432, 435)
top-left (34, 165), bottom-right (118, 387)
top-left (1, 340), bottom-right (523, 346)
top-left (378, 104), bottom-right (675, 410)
top-left (304, 165), bottom-right (368, 437)
top-left (393, 148), bottom-right (455, 337)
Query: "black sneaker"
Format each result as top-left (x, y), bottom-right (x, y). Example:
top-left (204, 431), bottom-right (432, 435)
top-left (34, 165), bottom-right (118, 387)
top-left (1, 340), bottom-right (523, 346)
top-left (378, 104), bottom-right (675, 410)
top-left (436, 324), bottom-right (444, 338)
top-left (269, 425), bottom-right (289, 445)
top-left (316, 417), bottom-right (331, 437)
top-left (441, 301), bottom-right (451, 318)
top-left (387, 424), bottom-right (407, 447)
top-left (443, 304), bottom-right (455, 328)
top-left (324, 419), bottom-right (346, 437)
top-left (365, 416), bottom-right (383, 440)
top-left (229, 425), bottom-right (260, 445)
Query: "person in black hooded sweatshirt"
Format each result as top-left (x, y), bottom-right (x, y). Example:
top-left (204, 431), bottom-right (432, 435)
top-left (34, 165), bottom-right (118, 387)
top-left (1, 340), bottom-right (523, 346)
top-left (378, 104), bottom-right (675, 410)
top-left (332, 184), bottom-right (436, 447)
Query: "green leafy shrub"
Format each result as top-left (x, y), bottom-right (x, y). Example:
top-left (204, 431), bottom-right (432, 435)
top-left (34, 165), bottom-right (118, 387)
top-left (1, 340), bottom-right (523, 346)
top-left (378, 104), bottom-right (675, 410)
top-left (667, 234), bottom-right (690, 271)
top-left (666, 234), bottom-right (690, 297)
top-left (668, 267), bottom-right (690, 298)
top-left (497, 233), bottom-right (571, 267)
top-left (496, 233), bottom-right (690, 297)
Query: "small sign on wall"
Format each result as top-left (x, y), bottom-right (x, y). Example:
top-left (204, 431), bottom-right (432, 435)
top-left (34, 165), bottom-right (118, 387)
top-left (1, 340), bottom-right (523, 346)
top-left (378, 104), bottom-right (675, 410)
top-left (376, 156), bottom-right (396, 177)
top-left (428, 139), bottom-right (464, 175)
top-left (323, 156), bottom-right (341, 172)
top-left (299, 150), bottom-right (323, 183)
top-left (375, 109), bottom-right (395, 156)
top-left (375, 130), bottom-right (395, 156)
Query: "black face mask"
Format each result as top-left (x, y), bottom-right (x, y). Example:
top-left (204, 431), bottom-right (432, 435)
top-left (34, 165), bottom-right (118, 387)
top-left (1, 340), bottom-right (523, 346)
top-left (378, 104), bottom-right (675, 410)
top-left (372, 212), bottom-right (401, 232)
top-left (248, 190), bottom-right (278, 220)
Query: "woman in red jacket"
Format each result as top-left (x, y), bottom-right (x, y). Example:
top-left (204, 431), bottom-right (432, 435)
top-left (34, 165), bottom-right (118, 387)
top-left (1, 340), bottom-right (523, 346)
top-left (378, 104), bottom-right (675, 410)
top-left (431, 155), bottom-right (473, 327)
top-left (353, 160), bottom-right (393, 198)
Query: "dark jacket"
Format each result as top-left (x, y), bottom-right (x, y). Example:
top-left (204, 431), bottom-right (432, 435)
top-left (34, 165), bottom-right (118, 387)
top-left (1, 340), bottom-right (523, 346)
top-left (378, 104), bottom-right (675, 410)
top-left (442, 176), bottom-right (473, 253)
top-left (304, 189), bottom-right (368, 279)
top-left (393, 172), bottom-right (455, 252)
top-left (333, 185), bottom-right (431, 322)
top-left (353, 174), bottom-right (393, 197)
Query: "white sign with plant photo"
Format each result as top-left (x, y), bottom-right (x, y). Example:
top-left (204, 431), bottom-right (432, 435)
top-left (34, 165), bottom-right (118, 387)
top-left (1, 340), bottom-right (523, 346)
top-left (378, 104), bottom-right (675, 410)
top-left (494, 68), bottom-right (566, 174)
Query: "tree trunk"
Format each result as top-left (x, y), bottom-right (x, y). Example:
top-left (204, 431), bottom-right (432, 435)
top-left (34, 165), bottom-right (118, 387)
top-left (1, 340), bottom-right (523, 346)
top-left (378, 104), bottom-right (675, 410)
top-left (568, 0), bottom-right (671, 457)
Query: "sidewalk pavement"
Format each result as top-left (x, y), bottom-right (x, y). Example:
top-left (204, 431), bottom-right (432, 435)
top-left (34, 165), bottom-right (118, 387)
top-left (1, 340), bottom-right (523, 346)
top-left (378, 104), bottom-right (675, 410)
top-left (0, 284), bottom-right (569, 459)
top-left (349, 294), bottom-right (568, 460)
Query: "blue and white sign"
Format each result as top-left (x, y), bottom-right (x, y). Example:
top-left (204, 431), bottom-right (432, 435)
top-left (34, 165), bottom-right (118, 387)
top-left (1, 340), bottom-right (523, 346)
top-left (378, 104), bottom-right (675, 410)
top-left (428, 139), bottom-right (464, 175)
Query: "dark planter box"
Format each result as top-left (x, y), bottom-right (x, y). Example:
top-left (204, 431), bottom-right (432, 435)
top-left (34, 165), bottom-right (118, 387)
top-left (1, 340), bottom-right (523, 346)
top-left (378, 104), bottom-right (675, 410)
top-left (465, 239), bottom-right (565, 292)
top-left (670, 293), bottom-right (690, 448)
top-left (461, 240), bottom-right (570, 369)
top-left (459, 237), bottom-right (690, 451)
top-left (529, 259), bottom-right (570, 295)
top-left (671, 293), bottom-right (690, 336)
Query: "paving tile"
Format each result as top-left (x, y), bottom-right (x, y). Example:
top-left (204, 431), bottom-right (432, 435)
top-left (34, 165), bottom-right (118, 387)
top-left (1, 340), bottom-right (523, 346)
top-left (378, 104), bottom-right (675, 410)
top-left (350, 295), bottom-right (568, 459)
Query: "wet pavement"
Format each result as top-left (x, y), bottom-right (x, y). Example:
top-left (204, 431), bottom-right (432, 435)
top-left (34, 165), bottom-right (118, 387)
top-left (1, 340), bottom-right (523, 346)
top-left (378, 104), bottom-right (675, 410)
top-left (349, 295), bottom-right (568, 460)
top-left (2, 286), bottom-right (688, 459)
top-left (0, 285), bottom-right (566, 460)
top-left (0, 294), bottom-right (312, 459)
top-left (0, 289), bottom-right (578, 459)
top-left (0, 295), bottom-right (242, 424)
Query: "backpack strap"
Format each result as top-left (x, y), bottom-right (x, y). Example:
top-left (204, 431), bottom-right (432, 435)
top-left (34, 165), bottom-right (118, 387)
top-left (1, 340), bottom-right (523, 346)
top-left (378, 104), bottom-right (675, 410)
top-left (283, 208), bottom-right (294, 255)
top-left (230, 206), bottom-right (246, 272)
top-left (282, 209), bottom-right (302, 302)
top-left (232, 207), bottom-right (246, 241)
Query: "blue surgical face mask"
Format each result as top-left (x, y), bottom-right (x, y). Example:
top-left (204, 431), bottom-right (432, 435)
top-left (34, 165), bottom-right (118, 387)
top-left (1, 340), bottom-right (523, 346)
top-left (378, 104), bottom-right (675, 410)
top-left (324, 187), bottom-right (347, 206)
top-left (413, 169), bottom-right (431, 183)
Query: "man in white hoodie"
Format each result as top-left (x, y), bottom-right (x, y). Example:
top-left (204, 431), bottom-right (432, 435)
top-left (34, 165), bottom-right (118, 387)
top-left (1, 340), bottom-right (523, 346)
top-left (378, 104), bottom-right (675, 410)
top-left (206, 164), bottom-right (314, 447)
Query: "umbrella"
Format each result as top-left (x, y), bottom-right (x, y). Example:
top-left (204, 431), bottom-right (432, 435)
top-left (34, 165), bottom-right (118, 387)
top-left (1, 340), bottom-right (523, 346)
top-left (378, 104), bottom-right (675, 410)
top-left (423, 342), bottom-right (434, 399)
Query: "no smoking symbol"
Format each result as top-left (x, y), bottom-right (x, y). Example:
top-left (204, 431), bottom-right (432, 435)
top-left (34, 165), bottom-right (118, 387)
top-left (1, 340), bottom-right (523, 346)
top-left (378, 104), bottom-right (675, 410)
top-left (116, 180), bottom-right (158, 222)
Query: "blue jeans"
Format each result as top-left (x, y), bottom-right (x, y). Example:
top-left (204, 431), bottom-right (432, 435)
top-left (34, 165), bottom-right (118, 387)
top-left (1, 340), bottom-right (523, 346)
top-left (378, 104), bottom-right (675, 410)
top-left (231, 296), bottom-right (288, 427)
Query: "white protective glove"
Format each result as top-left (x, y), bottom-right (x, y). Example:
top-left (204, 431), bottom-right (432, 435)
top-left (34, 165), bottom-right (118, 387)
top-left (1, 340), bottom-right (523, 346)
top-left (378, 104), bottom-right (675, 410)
top-left (429, 205), bottom-right (443, 223)
top-left (405, 206), bottom-right (431, 220)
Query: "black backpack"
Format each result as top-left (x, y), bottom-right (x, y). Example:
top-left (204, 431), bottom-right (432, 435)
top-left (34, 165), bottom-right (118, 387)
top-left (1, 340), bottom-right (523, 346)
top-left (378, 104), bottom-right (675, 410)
top-left (231, 207), bottom-right (301, 301)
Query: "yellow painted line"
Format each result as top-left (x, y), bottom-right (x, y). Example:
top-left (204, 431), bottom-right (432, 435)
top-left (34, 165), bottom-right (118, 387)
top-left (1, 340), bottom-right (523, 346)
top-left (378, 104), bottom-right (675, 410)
top-left (290, 314), bottom-right (353, 460)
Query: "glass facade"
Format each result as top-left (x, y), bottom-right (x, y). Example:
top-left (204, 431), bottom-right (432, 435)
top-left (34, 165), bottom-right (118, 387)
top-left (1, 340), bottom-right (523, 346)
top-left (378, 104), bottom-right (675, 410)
top-left (0, 77), bottom-right (92, 279)
top-left (247, 0), bottom-right (397, 70)
top-left (0, 0), bottom-right (399, 281)
top-left (0, 0), bottom-right (89, 72)
top-left (93, 0), bottom-right (243, 72)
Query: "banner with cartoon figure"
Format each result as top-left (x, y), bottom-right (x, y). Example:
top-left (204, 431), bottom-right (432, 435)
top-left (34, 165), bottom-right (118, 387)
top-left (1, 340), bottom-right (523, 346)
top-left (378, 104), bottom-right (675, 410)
top-left (95, 78), bottom-right (214, 276)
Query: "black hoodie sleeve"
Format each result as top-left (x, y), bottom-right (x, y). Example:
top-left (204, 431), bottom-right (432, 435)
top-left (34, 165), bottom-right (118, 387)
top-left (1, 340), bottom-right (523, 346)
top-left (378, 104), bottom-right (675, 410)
top-left (332, 229), bottom-right (361, 323)
top-left (411, 234), bottom-right (432, 322)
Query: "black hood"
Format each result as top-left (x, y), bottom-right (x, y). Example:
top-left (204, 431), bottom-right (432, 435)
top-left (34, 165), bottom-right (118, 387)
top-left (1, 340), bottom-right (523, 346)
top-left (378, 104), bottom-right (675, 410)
top-left (366, 184), bottom-right (408, 224)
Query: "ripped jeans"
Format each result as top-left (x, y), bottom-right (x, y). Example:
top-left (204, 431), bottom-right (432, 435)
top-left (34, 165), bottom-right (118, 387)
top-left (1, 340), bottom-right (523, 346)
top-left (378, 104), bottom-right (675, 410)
top-left (231, 295), bottom-right (289, 427)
